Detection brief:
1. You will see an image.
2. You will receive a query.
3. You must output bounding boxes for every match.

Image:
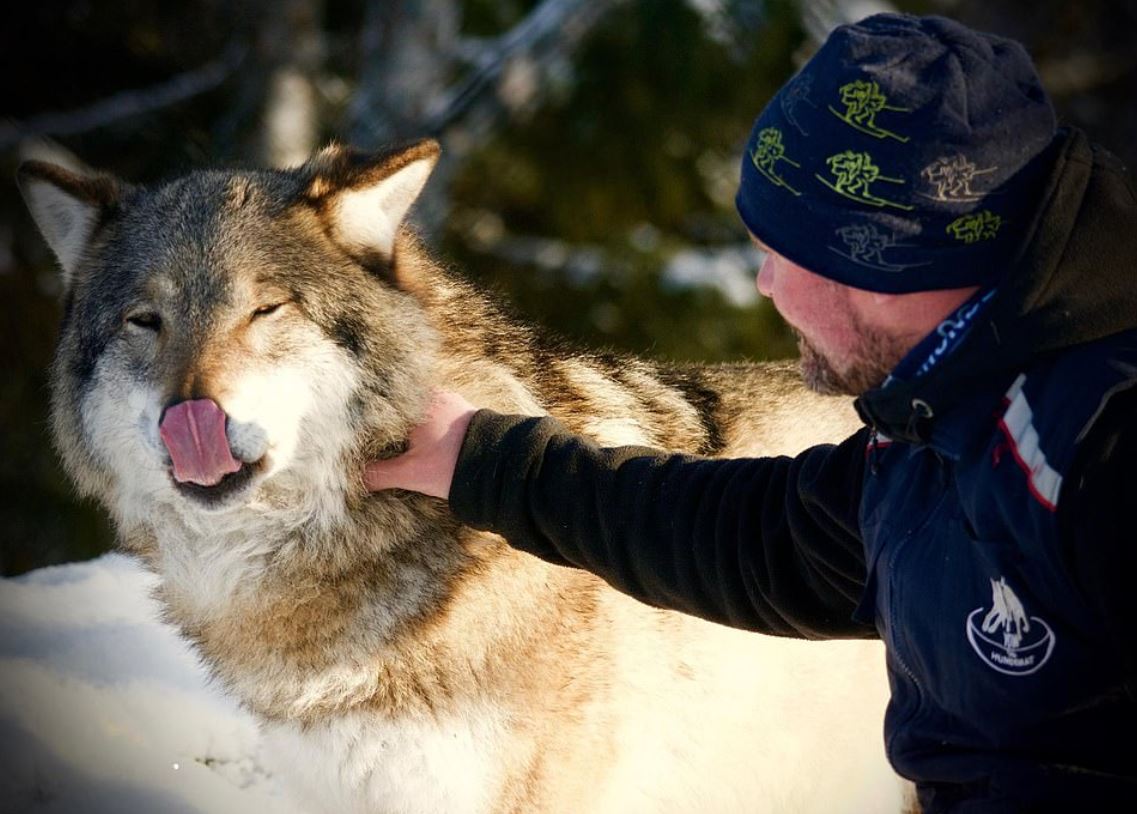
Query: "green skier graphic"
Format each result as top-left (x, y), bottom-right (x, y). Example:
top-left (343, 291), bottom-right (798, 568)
top-left (750, 127), bottom-right (802, 196)
top-left (946, 210), bottom-right (1003, 243)
top-left (828, 79), bottom-right (910, 142)
top-left (815, 150), bottom-right (914, 211)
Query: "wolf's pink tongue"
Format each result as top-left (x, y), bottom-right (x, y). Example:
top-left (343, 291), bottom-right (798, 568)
top-left (159, 399), bottom-right (242, 486)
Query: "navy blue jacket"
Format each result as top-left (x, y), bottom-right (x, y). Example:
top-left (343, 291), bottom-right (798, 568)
top-left (857, 334), bottom-right (1137, 811)
top-left (448, 129), bottom-right (1137, 811)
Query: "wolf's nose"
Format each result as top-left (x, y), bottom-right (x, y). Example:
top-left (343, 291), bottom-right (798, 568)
top-left (159, 399), bottom-right (242, 487)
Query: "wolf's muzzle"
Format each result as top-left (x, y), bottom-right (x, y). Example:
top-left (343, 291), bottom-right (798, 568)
top-left (159, 399), bottom-right (244, 487)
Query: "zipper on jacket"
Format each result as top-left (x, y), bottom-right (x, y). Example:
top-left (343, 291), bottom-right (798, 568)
top-left (881, 529), bottom-right (924, 762)
top-left (893, 648), bottom-right (922, 694)
top-left (881, 488), bottom-right (954, 760)
top-left (887, 484), bottom-right (951, 707)
top-left (886, 524), bottom-right (926, 700)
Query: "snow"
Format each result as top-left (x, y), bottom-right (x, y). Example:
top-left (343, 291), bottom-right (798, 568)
top-left (662, 244), bottom-right (763, 306)
top-left (0, 553), bottom-right (304, 814)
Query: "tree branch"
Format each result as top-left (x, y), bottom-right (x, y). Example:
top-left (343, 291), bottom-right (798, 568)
top-left (0, 42), bottom-right (247, 152)
top-left (422, 0), bottom-right (626, 135)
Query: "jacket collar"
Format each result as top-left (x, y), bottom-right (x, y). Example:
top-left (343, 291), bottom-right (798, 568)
top-left (853, 128), bottom-right (1137, 448)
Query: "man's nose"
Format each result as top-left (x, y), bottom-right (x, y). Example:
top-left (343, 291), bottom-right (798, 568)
top-left (756, 254), bottom-right (775, 298)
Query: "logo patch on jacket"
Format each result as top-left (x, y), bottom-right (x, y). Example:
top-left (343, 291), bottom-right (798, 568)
top-left (966, 577), bottom-right (1056, 675)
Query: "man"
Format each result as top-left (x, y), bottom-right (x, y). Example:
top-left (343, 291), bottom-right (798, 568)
top-left (366, 13), bottom-right (1137, 812)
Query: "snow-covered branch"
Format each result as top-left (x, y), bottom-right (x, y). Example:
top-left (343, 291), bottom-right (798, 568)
top-left (795, 0), bottom-right (896, 48)
top-left (422, 0), bottom-right (627, 134)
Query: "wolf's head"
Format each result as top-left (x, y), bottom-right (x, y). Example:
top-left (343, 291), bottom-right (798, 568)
top-left (19, 141), bottom-right (443, 534)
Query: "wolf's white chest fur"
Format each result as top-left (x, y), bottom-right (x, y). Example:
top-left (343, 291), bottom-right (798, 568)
top-left (262, 706), bottom-right (509, 814)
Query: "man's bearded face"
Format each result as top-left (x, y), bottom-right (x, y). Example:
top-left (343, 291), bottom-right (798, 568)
top-left (794, 318), bottom-right (910, 396)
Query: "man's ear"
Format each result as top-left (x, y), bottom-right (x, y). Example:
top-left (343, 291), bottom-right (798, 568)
top-left (302, 139), bottom-right (440, 262)
top-left (16, 161), bottom-right (122, 292)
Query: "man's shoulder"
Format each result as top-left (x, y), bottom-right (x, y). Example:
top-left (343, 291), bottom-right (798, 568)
top-left (1001, 330), bottom-right (1137, 492)
top-left (1019, 329), bottom-right (1137, 423)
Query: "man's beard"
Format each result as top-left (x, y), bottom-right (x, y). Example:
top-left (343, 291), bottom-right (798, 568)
top-left (794, 327), bottom-right (909, 396)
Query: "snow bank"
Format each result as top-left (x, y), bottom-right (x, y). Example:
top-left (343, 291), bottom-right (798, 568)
top-left (0, 554), bottom-right (303, 814)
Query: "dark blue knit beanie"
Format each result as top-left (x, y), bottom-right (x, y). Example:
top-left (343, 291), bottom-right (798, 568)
top-left (736, 14), bottom-right (1057, 293)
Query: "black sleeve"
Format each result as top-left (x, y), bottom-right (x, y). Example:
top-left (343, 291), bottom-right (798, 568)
top-left (1060, 384), bottom-right (1137, 687)
top-left (449, 410), bottom-right (875, 640)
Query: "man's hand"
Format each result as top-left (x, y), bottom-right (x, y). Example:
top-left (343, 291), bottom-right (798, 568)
top-left (364, 391), bottom-right (478, 499)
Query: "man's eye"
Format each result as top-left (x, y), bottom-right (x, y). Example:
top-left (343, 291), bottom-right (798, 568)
top-left (126, 313), bottom-right (162, 331)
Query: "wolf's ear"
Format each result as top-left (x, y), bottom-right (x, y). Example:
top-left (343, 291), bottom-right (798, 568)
top-left (17, 161), bottom-right (121, 290)
top-left (303, 139), bottom-right (440, 260)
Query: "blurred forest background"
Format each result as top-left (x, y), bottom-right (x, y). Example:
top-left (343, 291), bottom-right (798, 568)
top-left (2, 0), bottom-right (1135, 575)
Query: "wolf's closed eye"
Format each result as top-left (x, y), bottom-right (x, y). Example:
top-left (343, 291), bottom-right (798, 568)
top-left (126, 312), bottom-right (162, 331)
top-left (251, 302), bottom-right (288, 320)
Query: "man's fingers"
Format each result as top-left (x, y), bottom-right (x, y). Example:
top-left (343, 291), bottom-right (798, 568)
top-left (363, 459), bottom-right (403, 492)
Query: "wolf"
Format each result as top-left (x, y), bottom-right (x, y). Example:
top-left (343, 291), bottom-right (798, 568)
top-left (18, 140), bottom-right (910, 813)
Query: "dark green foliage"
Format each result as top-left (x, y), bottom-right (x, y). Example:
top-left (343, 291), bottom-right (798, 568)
top-left (445, 0), bottom-right (803, 362)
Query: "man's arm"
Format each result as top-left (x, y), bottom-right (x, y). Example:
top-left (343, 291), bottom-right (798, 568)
top-left (1060, 384), bottom-right (1137, 690)
top-left (446, 409), bottom-right (875, 639)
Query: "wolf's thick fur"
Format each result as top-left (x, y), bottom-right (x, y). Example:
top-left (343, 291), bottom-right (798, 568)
top-left (20, 141), bottom-right (908, 813)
